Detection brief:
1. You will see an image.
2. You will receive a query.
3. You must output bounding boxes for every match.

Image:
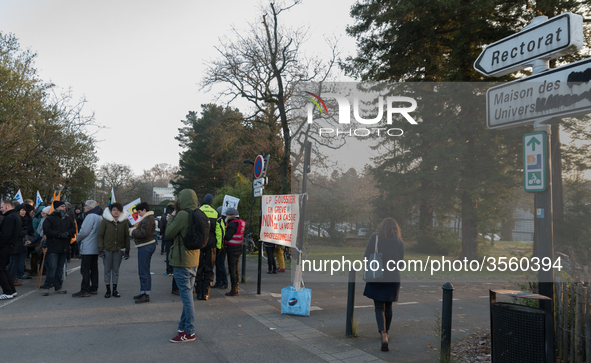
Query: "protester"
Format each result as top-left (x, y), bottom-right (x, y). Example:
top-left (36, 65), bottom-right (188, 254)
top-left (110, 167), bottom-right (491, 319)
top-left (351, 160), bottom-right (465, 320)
top-left (130, 202), bottom-right (156, 303)
top-left (97, 202), bottom-right (130, 298)
top-left (0, 200), bottom-right (22, 299)
top-left (41, 200), bottom-right (76, 296)
top-left (30, 206), bottom-right (46, 276)
top-left (263, 240), bottom-right (277, 274)
top-left (165, 189), bottom-right (200, 343)
top-left (224, 207), bottom-right (246, 297)
top-left (363, 217), bottom-right (405, 352)
top-left (160, 204), bottom-right (179, 295)
top-left (196, 194), bottom-right (222, 300)
top-left (72, 200), bottom-right (103, 297)
top-left (275, 245), bottom-right (286, 273)
top-left (212, 206), bottom-right (227, 289)
top-left (8, 205), bottom-right (30, 286)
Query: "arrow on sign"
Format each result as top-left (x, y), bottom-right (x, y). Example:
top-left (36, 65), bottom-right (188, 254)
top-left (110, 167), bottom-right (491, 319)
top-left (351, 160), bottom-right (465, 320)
top-left (527, 137), bottom-right (541, 151)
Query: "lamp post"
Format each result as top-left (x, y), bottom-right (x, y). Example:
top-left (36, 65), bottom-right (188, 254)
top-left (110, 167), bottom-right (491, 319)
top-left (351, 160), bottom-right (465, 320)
top-left (242, 159), bottom-right (255, 284)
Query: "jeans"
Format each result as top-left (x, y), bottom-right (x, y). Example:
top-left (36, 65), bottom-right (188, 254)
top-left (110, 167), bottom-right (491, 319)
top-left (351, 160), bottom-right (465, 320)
top-left (80, 255), bottom-right (99, 293)
top-left (43, 253), bottom-right (67, 291)
top-left (214, 247), bottom-right (228, 286)
top-left (173, 267), bottom-right (197, 335)
top-left (226, 244), bottom-right (242, 287)
top-left (373, 300), bottom-right (393, 333)
top-left (16, 252), bottom-right (26, 278)
top-left (137, 243), bottom-right (156, 294)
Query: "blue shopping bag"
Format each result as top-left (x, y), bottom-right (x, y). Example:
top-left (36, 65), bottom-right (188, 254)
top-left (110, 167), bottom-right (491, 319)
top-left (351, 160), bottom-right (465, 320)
top-left (281, 285), bottom-right (312, 317)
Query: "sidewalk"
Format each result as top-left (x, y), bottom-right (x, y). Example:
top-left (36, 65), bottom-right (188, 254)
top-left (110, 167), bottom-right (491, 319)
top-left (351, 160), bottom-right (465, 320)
top-left (0, 248), bottom-right (508, 363)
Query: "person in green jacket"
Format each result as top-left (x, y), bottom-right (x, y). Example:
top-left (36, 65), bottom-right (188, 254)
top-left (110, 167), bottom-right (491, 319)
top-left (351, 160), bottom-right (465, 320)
top-left (97, 202), bottom-right (130, 298)
top-left (165, 189), bottom-right (200, 343)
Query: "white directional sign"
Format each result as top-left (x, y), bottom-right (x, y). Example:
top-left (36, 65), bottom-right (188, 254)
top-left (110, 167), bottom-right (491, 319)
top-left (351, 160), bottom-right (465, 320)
top-left (253, 177), bottom-right (265, 189)
top-left (254, 187), bottom-right (263, 198)
top-left (523, 132), bottom-right (546, 192)
top-left (474, 12), bottom-right (583, 77)
top-left (487, 57), bottom-right (591, 129)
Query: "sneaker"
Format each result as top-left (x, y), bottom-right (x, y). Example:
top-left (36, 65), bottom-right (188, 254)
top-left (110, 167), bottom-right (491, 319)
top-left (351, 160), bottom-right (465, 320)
top-left (0, 294), bottom-right (13, 300)
top-left (276, 269), bottom-right (286, 273)
top-left (170, 331), bottom-right (195, 343)
top-left (72, 291), bottom-right (90, 297)
top-left (11, 292), bottom-right (17, 297)
top-left (42, 289), bottom-right (49, 296)
top-left (55, 289), bottom-right (67, 294)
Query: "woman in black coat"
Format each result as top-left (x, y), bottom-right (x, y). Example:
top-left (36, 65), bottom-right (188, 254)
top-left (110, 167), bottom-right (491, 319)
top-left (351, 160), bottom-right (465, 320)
top-left (363, 217), bottom-right (404, 352)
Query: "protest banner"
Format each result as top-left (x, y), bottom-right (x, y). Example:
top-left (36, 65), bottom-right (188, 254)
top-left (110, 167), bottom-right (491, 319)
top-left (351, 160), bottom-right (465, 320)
top-left (221, 195), bottom-right (239, 216)
top-left (123, 198), bottom-right (141, 225)
top-left (260, 195), bottom-right (300, 247)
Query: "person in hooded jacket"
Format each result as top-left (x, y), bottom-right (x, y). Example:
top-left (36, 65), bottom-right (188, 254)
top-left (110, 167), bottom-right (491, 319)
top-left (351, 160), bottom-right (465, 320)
top-left (72, 200), bottom-right (103, 297)
top-left (41, 200), bottom-right (76, 296)
top-left (165, 189), bottom-right (200, 343)
top-left (97, 202), bottom-right (130, 298)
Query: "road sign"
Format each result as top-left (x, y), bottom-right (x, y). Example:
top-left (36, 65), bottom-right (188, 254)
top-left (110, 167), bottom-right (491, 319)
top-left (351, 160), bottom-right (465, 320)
top-left (474, 12), bottom-right (583, 77)
top-left (524, 132), bottom-right (546, 192)
top-left (253, 177), bottom-right (266, 189)
top-left (254, 187), bottom-right (263, 197)
top-left (487, 56), bottom-right (591, 129)
top-left (254, 155), bottom-right (264, 178)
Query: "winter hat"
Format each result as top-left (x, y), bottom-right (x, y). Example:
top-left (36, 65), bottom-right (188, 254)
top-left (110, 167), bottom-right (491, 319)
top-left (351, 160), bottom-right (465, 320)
top-left (203, 194), bottom-right (214, 206)
top-left (42, 206), bottom-right (51, 215)
top-left (226, 207), bottom-right (239, 217)
top-left (53, 200), bottom-right (65, 209)
top-left (217, 206), bottom-right (223, 216)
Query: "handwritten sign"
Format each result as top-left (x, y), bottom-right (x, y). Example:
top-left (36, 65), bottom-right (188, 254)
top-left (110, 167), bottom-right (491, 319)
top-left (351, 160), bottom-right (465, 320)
top-left (123, 198), bottom-right (141, 226)
top-left (260, 195), bottom-right (300, 247)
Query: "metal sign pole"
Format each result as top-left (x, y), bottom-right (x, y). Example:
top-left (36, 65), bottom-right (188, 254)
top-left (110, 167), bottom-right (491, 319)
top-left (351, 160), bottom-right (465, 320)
top-left (294, 141), bottom-right (312, 290)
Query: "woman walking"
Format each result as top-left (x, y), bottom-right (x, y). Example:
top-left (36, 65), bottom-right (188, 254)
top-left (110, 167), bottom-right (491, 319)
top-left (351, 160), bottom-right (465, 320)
top-left (363, 218), bottom-right (404, 352)
top-left (97, 203), bottom-right (130, 298)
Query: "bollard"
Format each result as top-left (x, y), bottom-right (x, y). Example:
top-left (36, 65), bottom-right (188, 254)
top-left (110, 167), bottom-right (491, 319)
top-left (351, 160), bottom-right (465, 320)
top-left (346, 268), bottom-right (356, 336)
top-left (441, 282), bottom-right (454, 362)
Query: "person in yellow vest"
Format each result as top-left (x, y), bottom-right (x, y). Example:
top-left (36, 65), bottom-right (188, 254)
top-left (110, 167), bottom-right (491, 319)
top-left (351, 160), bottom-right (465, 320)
top-left (211, 206), bottom-right (227, 289)
top-left (224, 208), bottom-right (247, 296)
top-left (196, 194), bottom-right (222, 300)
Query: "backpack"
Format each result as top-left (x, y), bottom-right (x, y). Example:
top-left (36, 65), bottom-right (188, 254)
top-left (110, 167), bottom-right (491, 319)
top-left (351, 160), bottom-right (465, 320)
top-left (180, 208), bottom-right (210, 251)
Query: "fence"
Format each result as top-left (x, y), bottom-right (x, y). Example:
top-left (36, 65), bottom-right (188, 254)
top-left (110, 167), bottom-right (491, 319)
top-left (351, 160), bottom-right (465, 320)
top-left (555, 271), bottom-right (591, 362)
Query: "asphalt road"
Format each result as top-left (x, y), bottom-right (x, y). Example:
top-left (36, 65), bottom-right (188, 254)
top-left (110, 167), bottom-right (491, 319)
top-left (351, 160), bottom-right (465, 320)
top-left (0, 247), bottom-right (515, 363)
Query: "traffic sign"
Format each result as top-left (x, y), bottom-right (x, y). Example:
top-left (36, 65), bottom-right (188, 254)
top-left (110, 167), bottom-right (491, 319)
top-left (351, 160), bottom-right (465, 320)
top-left (487, 56), bottom-right (591, 129)
top-left (253, 177), bottom-right (266, 189)
top-left (523, 132), bottom-right (546, 192)
top-left (254, 155), bottom-right (264, 178)
top-left (474, 12), bottom-right (583, 77)
top-left (254, 187), bottom-right (263, 197)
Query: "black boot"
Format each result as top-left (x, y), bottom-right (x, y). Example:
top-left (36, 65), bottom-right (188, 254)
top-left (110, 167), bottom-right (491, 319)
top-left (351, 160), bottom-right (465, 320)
top-left (104, 284), bottom-right (111, 298)
top-left (112, 284), bottom-right (120, 298)
top-left (195, 279), bottom-right (204, 300)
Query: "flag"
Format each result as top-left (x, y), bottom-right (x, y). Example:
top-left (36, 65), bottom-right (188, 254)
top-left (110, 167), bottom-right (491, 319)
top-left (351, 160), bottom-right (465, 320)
top-left (14, 189), bottom-right (24, 204)
top-left (108, 187), bottom-right (116, 205)
top-left (35, 191), bottom-right (43, 208)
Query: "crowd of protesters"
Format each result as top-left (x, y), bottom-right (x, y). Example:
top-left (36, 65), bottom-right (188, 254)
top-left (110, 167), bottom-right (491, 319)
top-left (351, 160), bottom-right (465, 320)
top-left (0, 190), bottom-right (298, 344)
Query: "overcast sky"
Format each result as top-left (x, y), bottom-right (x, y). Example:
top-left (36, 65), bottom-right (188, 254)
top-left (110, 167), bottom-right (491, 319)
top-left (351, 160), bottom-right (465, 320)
top-left (0, 0), bottom-right (359, 175)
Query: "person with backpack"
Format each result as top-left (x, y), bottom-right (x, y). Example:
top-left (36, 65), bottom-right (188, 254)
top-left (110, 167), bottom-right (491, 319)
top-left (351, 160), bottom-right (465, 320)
top-left (224, 208), bottom-right (246, 297)
top-left (165, 189), bottom-right (206, 343)
top-left (196, 194), bottom-right (222, 300)
top-left (130, 202), bottom-right (156, 304)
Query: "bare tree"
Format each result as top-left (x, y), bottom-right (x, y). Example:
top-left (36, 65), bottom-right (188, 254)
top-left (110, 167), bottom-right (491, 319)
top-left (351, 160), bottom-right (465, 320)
top-left (202, 0), bottom-right (338, 194)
